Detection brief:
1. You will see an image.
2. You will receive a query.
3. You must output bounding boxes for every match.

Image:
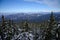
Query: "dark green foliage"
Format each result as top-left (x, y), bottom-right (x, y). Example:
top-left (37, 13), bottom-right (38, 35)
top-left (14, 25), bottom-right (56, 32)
top-left (49, 12), bottom-right (56, 27)
top-left (0, 12), bottom-right (59, 40)
top-left (0, 15), bottom-right (15, 40)
top-left (23, 21), bottom-right (30, 32)
top-left (45, 12), bottom-right (57, 40)
top-left (0, 15), bottom-right (5, 40)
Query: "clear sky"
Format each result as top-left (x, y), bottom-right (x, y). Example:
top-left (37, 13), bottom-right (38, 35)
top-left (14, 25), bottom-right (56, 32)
top-left (0, 0), bottom-right (60, 13)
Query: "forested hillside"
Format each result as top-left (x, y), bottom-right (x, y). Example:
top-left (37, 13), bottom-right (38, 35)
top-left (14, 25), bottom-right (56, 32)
top-left (0, 12), bottom-right (60, 40)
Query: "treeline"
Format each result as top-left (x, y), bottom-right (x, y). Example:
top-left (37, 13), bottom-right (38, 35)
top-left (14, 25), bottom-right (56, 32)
top-left (0, 12), bottom-right (60, 40)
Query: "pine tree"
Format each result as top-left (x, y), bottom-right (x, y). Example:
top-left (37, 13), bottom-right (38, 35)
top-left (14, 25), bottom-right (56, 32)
top-left (7, 19), bottom-right (12, 40)
top-left (45, 12), bottom-right (57, 40)
top-left (8, 19), bottom-right (11, 27)
top-left (2, 15), bottom-right (5, 26)
top-left (23, 21), bottom-right (29, 32)
top-left (0, 15), bottom-right (5, 40)
top-left (7, 19), bottom-right (15, 40)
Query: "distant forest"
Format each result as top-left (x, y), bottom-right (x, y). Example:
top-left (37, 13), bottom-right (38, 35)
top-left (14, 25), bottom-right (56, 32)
top-left (0, 12), bottom-right (60, 40)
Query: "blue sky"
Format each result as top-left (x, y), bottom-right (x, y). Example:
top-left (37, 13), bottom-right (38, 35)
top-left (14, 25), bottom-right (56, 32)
top-left (0, 0), bottom-right (60, 13)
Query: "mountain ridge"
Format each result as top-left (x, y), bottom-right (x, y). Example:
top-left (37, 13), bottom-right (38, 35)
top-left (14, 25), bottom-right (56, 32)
top-left (0, 12), bottom-right (60, 23)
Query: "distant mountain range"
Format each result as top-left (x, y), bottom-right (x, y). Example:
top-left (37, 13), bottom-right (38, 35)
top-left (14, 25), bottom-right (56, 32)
top-left (0, 12), bottom-right (60, 23)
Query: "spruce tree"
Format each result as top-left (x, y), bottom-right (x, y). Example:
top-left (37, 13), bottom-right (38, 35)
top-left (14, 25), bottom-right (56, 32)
top-left (7, 19), bottom-right (12, 40)
top-left (0, 15), bottom-right (5, 40)
top-left (23, 21), bottom-right (29, 32)
top-left (45, 12), bottom-right (56, 40)
top-left (7, 19), bottom-right (15, 40)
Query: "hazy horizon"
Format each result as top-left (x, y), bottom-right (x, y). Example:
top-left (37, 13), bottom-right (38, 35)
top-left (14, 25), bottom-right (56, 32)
top-left (0, 0), bottom-right (60, 13)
